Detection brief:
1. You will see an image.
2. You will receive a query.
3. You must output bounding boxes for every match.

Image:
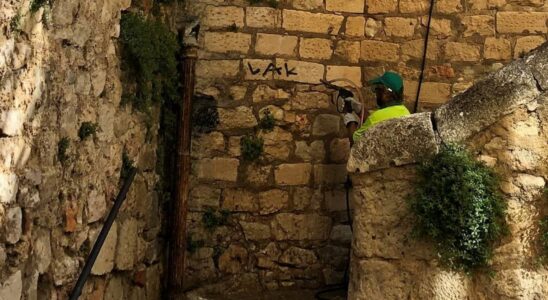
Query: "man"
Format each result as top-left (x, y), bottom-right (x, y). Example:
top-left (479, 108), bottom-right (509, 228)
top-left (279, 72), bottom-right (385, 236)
top-left (342, 71), bottom-right (410, 143)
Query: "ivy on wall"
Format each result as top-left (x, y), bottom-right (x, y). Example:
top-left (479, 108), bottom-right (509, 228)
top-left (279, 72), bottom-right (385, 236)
top-left (409, 144), bottom-right (509, 273)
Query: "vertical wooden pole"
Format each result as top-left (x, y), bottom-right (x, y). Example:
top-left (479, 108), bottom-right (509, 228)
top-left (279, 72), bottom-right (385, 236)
top-left (168, 46), bottom-right (197, 298)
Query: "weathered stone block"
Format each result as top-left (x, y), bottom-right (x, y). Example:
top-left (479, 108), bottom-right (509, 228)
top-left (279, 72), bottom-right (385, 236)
top-left (0, 172), bottom-right (18, 204)
top-left (222, 189), bottom-right (257, 212)
top-left (435, 0), bottom-right (463, 13)
top-left (87, 189), bottom-right (107, 223)
top-left (384, 17), bottom-right (418, 38)
top-left (0, 109), bottom-right (24, 136)
top-left (345, 17), bottom-right (365, 37)
top-left (514, 36), bottom-right (546, 59)
top-left (196, 158), bottom-right (239, 182)
top-left (115, 218), bottom-right (138, 270)
top-left (291, 92), bottom-right (330, 110)
top-left (462, 15), bottom-right (495, 37)
top-left (402, 39), bottom-right (440, 61)
top-left (484, 37), bottom-right (511, 60)
top-left (445, 42), bottom-right (480, 62)
top-left (330, 225), bottom-right (352, 244)
top-left (271, 213), bottom-right (332, 240)
top-left (399, 0), bottom-right (429, 13)
top-left (295, 140), bottom-right (325, 162)
top-left (283, 10), bottom-right (344, 35)
top-left (259, 127), bottom-right (293, 160)
top-left (203, 6), bottom-right (244, 28)
top-left (335, 41), bottom-right (361, 63)
top-left (243, 59), bottom-right (273, 80)
top-left (330, 138), bottom-right (350, 163)
top-left (246, 7), bottom-right (281, 28)
top-left (259, 189), bottom-right (289, 215)
top-left (290, 0), bottom-right (323, 10)
top-left (326, 66), bottom-right (362, 87)
top-left (0, 270), bottom-right (22, 300)
top-left (91, 222), bottom-right (117, 275)
top-left (365, 18), bottom-right (380, 38)
top-left (312, 114), bottom-right (341, 136)
top-left (5, 207), bottom-right (22, 244)
top-left (252, 85), bottom-right (290, 103)
top-left (326, 0), bottom-right (364, 13)
top-left (279, 247), bottom-right (317, 267)
top-left (255, 33), bottom-right (298, 57)
top-left (404, 81), bottom-right (451, 104)
top-left (496, 12), bottom-right (548, 34)
top-left (203, 32), bottom-right (251, 54)
top-left (274, 163), bottom-right (312, 185)
top-left (314, 164), bottom-right (347, 185)
top-left (196, 60), bottom-right (240, 78)
top-left (361, 40), bottom-right (400, 62)
top-left (217, 106), bottom-right (258, 130)
top-left (434, 58), bottom-right (541, 143)
top-left (274, 59), bottom-right (325, 84)
top-left (367, 0), bottom-right (397, 13)
top-left (299, 38), bottom-right (333, 60)
top-left (219, 244), bottom-right (248, 274)
top-left (240, 221), bottom-right (271, 240)
top-left (347, 113), bottom-right (439, 173)
top-left (189, 186), bottom-right (221, 211)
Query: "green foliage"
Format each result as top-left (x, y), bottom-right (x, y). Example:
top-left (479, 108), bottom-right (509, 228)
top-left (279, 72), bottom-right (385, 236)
top-left (540, 217), bottom-right (548, 263)
top-left (119, 13), bottom-right (179, 112)
top-left (202, 208), bottom-right (230, 232)
top-left (186, 235), bottom-right (204, 254)
top-left (258, 109), bottom-right (276, 132)
top-left (78, 122), bottom-right (98, 140)
top-left (30, 0), bottom-right (49, 13)
top-left (10, 13), bottom-right (21, 33)
top-left (57, 137), bottom-right (70, 164)
top-left (240, 135), bottom-right (264, 161)
top-left (120, 151), bottom-right (135, 182)
top-left (409, 144), bottom-right (508, 273)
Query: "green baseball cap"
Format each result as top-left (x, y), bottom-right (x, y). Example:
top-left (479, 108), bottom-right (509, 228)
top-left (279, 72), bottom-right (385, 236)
top-left (369, 71), bottom-right (403, 94)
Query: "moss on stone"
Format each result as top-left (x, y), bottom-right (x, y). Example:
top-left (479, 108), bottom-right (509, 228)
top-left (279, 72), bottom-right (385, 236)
top-left (241, 135), bottom-right (264, 161)
top-left (78, 122), bottom-right (98, 140)
top-left (57, 137), bottom-right (70, 164)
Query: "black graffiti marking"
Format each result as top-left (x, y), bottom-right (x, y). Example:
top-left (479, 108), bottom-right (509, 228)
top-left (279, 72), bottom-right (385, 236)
top-left (247, 62), bottom-right (261, 75)
top-left (263, 63), bottom-right (283, 76)
top-left (284, 63), bottom-right (297, 76)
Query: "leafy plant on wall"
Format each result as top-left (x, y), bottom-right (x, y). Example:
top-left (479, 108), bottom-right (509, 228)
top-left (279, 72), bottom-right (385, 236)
top-left (409, 144), bottom-right (509, 273)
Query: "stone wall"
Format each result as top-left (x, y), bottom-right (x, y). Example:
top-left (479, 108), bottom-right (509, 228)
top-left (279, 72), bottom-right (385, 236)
top-left (0, 0), bottom-right (165, 299)
top-left (185, 0), bottom-right (548, 294)
top-left (347, 44), bottom-right (548, 299)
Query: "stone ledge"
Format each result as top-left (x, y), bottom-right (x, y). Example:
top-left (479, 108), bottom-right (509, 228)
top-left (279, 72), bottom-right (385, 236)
top-left (347, 112), bottom-right (439, 173)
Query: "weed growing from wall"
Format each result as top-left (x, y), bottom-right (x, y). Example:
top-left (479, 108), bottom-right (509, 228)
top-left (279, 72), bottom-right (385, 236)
top-left (30, 0), bottom-right (49, 13)
top-left (240, 135), bottom-right (264, 161)
top-left (10, 13), bottom-right (21, 33)
top-left (78, 122), bottom-right (98, 140)
top-left (409, 144), bottom-right (508, 273)
top-left (57, 137), bottom-right (70, 164)
top-left (258, 109), bottom-right (276, 132)
top-left (202, 208), bottom-right (230, 232)
top-left (186, 234), bottom-right (204, 254)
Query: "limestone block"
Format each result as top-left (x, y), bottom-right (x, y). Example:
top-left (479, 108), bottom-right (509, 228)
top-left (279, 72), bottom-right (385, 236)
top-left (90, 222), bottom-right (117, 275)
top-left (222, 189), bottom-right (257, 212)
top-left (367, 0), bottom-right (398, 13)
top-left (330, 138), bottom-right (350, 163)
top-left (361, 40), bottom-right (400, 62)
top-left (203, 32), bottom-right (251, 54)
top-left (462, 15), bottom-right (495, 37)
top-left (191, 131), bottom-right (225, 159)
top-left (243, 59), bottom-right (273, 80)
top-left (259, 189), bottom-right (289, 215)
top-left (0, 172), bottom-right (18, 204)
top-left (293, 187), bottom-right (323, 211)
top-left (229, 86), bottom-right (247, 101)
top-left (445, 42), bottom-right (481, 62)
top-left (240, 221), bottom-right (271, 240)
top-left (271, 213), bottom-right (332, 240)
top-left (291, 92), bottom-right (330, 111)
top-left (33, 231), bottom-right (52, 274)
top-left (115, 218), bottom-right (138, 270)
top-left (295, 140), bottom-right (325, 162)
top-left (345, 17), bottom-right (365, 37)
top-left (399, 0), bottom-right (429, 13)
top-left (496, 12), bottom-right (548, 34)
top-left (484, 37), bottom-right (511, 60)
top-left (252, 85), bottom-right (290, 103)
top-left (87, 189), bottom-right (107, 224)
top-left (219, 244), bottom-right (248, 274)
top-left (404, 81), bottom-right (451, 104)
top-left (196, 157), bottom-right (240, 182)
top-left (0, 270), bottom-right (22, 300)
top-left (244, 164), bottom-right (271, 186)
top-left (514, 36), bottom-right (546, 59)
top-left (426, 18), bottom-right (453, 37)
top-left (189, 186), bottom-right (221, 211)
top-left (259, 126), bottom-right (293, 160)
top-left (402, 39), bottom-right (440, 61)
top-left (434, 56), bottom-right (541, 143)
top-left (283, 10), bottom-right (344, 35)
top-left (347, 113), bottom-right (439, 173)
top-left (330, 225), bottom-right (352, 244)
top-left (326, 0), bottom-right (364, 13)
top-left (246, 7), bottom-right (281, 28)
top-left (51, 255), bottom-right (79, 286)
top-left (4, 207), bottom-right (22, 244)
top-left (196, 60), bottom-right (240, 78)
top-left (203, 6), bottom-right (244, 28)
top-left (435, 0), bottom-right (463, 13)
top-left (326, 66), bottom-right (362, 87)
top-left (274, 163), bottom-right (312, 185)
top-left (274, 59), bottom-right (325, 84)
top-left (312, 114), bottom-right (341, 136)
top-left (290, 0), bottom-right (323, 10)
top-left (314, 164), bottom-right (347, 185)
top-left (325, 189), bottom-right (351, 212)
top-left (217, 106), bottom-right (258, 130)
top-left (0, 109), bottom-right (24, 136)
top-left (299, 38), bottom-right (333, 60)
top-left (228, 136), bottom-right (242, 157)
top-left (384, 17), bottom-right (418, 38)
top-left (279, 247), bottom-right (317, 267)
top-left (255, 33), bottom-right (298, 57)
top-left (365, 18), bottom-right (380, 38)
top-left (334, 41), bottom-right (361, 63)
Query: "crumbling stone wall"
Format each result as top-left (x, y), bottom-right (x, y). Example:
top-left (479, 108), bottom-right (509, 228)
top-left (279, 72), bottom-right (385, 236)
top-left (185, 0), bottom-right (548, 294)
top-left (347, 44), bottom-right (548, 299)
top-left (0, 0), bottom-right (165, 299)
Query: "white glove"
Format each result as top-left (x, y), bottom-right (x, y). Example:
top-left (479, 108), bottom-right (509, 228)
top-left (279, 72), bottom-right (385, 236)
top-left (343, 112), bottom-right (360, 126)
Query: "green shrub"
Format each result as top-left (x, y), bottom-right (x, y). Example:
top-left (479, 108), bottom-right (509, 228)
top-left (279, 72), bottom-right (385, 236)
top-left (202, 208), bottom-right (230, 232)
top-left (258, 109), bottom-right (276, 132)
top-left (409, 144), bottom-right (508, 273)
top-left (78, 122), bottom-right (98, 140)
top-left (241, 135), bottom-right (264, 161)
top-left (57, 137), bottom-right (70, 164)
top-left (10, 13), bottom-right (21, 33)
top-left (119, 13), bottom-right (179, 112)
top-left (30, 0), bottom-right (49, 13)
